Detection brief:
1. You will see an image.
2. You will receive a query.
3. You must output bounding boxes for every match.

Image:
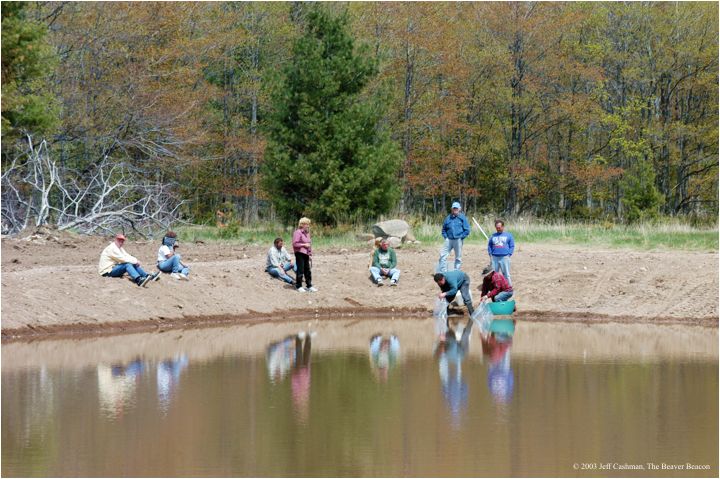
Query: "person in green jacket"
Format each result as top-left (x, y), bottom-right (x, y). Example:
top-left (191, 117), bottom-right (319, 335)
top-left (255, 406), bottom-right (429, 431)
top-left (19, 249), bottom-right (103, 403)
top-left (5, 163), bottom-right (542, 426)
top-left (433, 270), bottom-right (475, 316)
top-left (369, 239), bottom-right (400, 286)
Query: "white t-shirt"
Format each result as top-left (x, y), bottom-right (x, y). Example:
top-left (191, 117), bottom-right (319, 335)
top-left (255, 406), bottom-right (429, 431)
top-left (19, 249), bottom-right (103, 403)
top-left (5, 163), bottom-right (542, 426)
top-left (157, 245), bottom-right (173, 263)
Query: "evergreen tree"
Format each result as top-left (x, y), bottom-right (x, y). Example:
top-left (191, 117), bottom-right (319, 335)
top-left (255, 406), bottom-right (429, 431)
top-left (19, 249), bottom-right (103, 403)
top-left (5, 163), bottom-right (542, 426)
top-left (262, 6), bottom-right (402, 225)
top-left (1, 2), bottom-right (59, 148)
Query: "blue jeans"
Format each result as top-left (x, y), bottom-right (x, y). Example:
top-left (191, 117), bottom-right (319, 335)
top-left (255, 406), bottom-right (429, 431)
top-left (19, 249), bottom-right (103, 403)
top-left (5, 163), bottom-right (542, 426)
top-left (369, 266), bottom-right (400, 283)
top-left (158, 255), bottom-right (190, 276)
top-left (492, 255), bottom-right (512, 286)
top-left (494, 291), bottom-right (513, 302)
top-left (438, 238), bottom-right (463, 273)
top-left (266, 262), bottom-right (295, 284)
top-left (108, 263), bottom-right (148, 281)
top-left (446, 276), bottom-right (474, 316)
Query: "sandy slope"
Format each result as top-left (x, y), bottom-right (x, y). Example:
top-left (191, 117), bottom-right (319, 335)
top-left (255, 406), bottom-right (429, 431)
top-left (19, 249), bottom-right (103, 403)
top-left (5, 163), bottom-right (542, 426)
top-left (1, 231), bottom-right (717, 340)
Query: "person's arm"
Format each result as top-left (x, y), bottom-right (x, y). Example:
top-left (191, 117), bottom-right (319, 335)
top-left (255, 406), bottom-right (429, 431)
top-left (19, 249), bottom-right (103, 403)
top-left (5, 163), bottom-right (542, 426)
top-left (462, 216), bottom-right (471, 239)
top-left (268, 248), bottom-right (281, 268)
top-left (487, 236), bottom-right (493, 256)
top-left (387, 249), bottom-right (397, 270)
top-left (487, 275), bottom-right (502, 299)
top-left (371, 249), bottom-right (381, 269)
top-left (109, 244), bottom-right (139, 265)
top-left (161, 245), bottom-right (174, 259)
top-left (508, 233), bottom-right (515, 256)
top-left (441, 216), bottom-right (448, 239)
top-left (292, 230), bottom-right (302, 252)
top-left (445, 277), bottom-right (458, 298)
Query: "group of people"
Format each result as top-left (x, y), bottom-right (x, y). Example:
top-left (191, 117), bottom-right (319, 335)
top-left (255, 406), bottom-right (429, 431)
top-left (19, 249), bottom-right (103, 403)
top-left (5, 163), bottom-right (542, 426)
top-left (433, 202), bottom-right (515, 320)
top-left (97, 204), bottom-right (515, 312)
top-left (98, 231), bottom-right (191, 286)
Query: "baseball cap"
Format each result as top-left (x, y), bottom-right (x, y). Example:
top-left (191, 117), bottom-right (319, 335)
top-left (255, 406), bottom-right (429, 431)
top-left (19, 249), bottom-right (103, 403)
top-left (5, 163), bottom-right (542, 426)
top-left (451, 202), bottom-right (461, 209)
top-left (115, 233), bottom-right (126, 241)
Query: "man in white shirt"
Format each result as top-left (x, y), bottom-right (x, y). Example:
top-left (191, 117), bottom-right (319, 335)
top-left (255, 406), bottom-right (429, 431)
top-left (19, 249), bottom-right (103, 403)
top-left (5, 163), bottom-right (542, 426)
top-left (98, 234), bottom-right (156, 287)
top-left (157, 231), bottom-right (190, 280)
top-left (266, 237), bottom-right (295, 285)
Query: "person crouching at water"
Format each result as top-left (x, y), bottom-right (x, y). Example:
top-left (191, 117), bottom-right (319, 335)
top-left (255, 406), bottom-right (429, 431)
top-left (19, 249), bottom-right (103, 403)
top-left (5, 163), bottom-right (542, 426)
top-left (434, 270), bottom-right (475, 317)
top-left (292, 217), bottom-right (317, 292)
top-left (266, 237), bottom-right (295, 285)
top-left (479, 266), bottom-right (513, 302)
top-left (157, 231), bottom-right (190, 280)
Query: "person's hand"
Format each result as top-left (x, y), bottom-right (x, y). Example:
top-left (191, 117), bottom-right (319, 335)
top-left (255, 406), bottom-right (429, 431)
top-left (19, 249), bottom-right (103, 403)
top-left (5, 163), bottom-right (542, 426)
top-left (438, 292), bottom-right (445, 299)
top-left (382, 268), bottom-right (389, 275)
top-left (135, 262), bottom-right (141, 267)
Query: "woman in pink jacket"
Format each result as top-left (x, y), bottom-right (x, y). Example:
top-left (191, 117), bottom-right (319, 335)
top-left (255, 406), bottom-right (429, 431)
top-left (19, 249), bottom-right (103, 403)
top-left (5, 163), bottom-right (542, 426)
top-left (292, 217), bottom-right (317, 292)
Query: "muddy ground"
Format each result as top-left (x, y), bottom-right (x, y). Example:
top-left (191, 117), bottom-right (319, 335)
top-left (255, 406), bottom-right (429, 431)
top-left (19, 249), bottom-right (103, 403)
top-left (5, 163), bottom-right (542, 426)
top-left (1, 229), bottom-right (717, 341)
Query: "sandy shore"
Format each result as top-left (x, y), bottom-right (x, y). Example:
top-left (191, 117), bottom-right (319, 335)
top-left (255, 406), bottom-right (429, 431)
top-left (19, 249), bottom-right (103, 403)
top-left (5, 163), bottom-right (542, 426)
top-left (1, 230), bottom-right (717, 341)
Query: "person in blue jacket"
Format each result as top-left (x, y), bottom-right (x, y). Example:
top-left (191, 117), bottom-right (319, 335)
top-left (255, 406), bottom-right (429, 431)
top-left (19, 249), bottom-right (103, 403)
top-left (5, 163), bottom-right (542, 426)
top-left (434, 270), bottom-right (475, 317)
top-left (437, 202), bottom-right (470, 273)
top-left (488, 219), bottom-right (515, 285)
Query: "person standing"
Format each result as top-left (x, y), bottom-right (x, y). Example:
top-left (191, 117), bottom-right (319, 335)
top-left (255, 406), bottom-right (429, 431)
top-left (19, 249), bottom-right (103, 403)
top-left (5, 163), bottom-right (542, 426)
top-left (437, 202), bottom-right (470, 273)
top-left (370, 239), bottom-right (400, 286)
top-left (488, 219), bottom-right (515, 285)
top-left (292, 217), bottom-right (317, 292)
top-left (98, 233), bottom-right (156, 287)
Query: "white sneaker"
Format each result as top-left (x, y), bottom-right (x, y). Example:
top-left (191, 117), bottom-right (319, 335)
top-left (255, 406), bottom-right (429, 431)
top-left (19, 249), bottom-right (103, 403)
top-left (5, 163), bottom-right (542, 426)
top-left (377, 279), bottom-right (384, 287)
top-left (171, 273), bottom-right (182, 280)
top-left (390, 280), bottom-right (397, 286)
top-left (297, 331), bottom-right (306, 340)
top-left (308, 286), bottom-right (318, 292)
top-left (297, 287), bottom-right (307, 292)
top-left (179, 273), bottom-right (189, 281)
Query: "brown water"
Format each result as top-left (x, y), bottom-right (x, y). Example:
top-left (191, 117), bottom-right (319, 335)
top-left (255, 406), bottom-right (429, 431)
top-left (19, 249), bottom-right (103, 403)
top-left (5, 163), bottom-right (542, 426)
top-left (2, 319), bottom-right (718, 477)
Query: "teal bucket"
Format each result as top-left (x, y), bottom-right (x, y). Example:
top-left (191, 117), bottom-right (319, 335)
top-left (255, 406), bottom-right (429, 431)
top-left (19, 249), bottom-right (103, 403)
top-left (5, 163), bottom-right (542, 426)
top-left (489, 319), bottom-right (515, 336)
top-left (488, 300), bottom-right (515, 315)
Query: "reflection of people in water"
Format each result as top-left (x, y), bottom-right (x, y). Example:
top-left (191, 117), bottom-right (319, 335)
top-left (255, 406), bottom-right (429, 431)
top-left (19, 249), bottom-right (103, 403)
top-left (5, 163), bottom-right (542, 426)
top-left (98, 357), bottom-right (147, 419)
top-left (369, 334), bottom-right (400, 382)
top-left (266, 331), bottom-right (314, 423)
top-left (481, 332), bottom-right (514, 404)
top-left (291, 332), bottom-right (312, 423)
top-left (435, 318), bottom-right (474, 427)
top-left (157, 354), bottom-right (189, 413)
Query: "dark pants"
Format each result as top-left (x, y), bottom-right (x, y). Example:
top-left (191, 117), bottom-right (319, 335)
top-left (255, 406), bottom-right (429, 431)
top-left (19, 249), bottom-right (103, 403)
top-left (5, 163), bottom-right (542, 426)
top-left (446, 275), bottom-right (474, 316)
top-left (295, 252), bottom-right (312, 289)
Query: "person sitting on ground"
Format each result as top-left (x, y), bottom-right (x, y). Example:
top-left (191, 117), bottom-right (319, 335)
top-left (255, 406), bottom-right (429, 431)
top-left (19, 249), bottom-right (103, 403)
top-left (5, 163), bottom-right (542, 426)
top-left (98, 233), bottom-right (156, 287)
top-left (266, 237), bottom-right (295, 285)
top-left (480, 266), bottom-right (513, 302)
top-left (370, 239), bottom-right (400, 286)
top-left (157, 231), bottom-right (190, 280)
top-left (434, 270), bottom-right (475, 317)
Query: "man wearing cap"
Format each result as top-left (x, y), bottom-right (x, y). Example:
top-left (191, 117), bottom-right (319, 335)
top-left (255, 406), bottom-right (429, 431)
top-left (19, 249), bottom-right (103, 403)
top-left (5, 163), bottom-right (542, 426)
top-left (487, 219), bottom-right (515, 285)
top-left (437, 202), bottom-right (471, 273)
top-left (479, 266), bottom-right (513, 302)
top-left (98, 234), bottom-right (156, 287)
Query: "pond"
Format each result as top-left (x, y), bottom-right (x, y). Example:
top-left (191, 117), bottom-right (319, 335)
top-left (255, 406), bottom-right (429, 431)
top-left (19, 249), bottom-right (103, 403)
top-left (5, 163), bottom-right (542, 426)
top-left (2, 318), bottom-right (718, 477)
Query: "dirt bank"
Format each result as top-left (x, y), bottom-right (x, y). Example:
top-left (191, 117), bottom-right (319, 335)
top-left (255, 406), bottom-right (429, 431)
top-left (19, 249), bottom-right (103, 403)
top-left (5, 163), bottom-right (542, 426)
top-left (1, 231), bottom-right (718, 341)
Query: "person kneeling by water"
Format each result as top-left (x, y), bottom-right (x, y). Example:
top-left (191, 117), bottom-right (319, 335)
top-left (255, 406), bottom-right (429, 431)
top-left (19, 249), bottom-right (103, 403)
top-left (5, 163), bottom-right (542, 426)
top-left (266, 237), bottom-right (296, 285)
top-left (479, 266), bottom-right (513, 302)
top-left (434, 270), bottom-right (474, 317)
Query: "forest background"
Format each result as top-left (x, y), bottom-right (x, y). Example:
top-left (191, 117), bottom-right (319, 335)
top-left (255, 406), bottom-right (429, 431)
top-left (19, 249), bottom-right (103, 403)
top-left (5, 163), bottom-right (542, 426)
top-left (2, 1), bottom-right (718, 237)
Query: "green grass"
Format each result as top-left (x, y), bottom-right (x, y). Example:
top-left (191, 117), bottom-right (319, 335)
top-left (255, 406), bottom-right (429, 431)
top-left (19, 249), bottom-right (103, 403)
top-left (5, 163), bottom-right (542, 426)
top-left (176, 218), bottom-right (718, 252)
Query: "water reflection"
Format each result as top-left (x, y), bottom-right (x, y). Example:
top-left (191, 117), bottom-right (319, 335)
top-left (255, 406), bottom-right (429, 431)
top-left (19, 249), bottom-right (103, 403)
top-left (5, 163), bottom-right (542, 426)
top-left (481, 331), bottom-right (514, 405)
top-left (97, 358), bottom-right (146, 419)
top-left (368, 334), bottom-right (400, 383)
top-left (157, 354), bottom-right (189, 414)
top-left (435, 318), bottom-right (474, 428)
top-left (266, 331), bottom-right (314, 424)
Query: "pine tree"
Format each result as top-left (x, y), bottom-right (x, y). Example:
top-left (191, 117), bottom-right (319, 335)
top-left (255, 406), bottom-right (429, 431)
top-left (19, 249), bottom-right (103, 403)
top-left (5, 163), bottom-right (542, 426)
top-left (1, 2), bottom-right (59, 148)
top-left (262, 6), bottom-right (402, 225)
